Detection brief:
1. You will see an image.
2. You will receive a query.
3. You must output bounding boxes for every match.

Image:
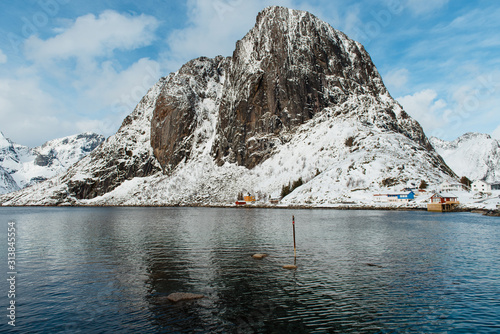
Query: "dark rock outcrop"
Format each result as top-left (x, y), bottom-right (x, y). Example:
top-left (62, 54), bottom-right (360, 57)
top-left (151, 57), bottom-right (227, 173)
top-left (0, 166), bottom-right (20, 194)
top-left (212, 7), bottom-right (385, 168)
top-left (34, 149), bottom-right (56, 167)
top-left (65, 152), bottom-right (159, 200)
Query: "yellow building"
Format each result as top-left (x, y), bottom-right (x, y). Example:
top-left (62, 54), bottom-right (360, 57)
top-left (244, 195), bottom-right (256, 202)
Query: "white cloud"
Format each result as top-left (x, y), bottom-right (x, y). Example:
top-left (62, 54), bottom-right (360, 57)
top-left (383, 68), bottom-right (409, 93)
top-left (492, 125), bottom-right (500, 140)
top-left (0, 66), bottom-right (148, 147)
top-left (397, 69), bottom-right (500, 139)
top-left (73, 117), bottom-right (120, 140)
top-left (0, 72), bottom-right (69, 147)
top-left (342, 4), bottom-right (362, 35)
top-left (77, 57), bottom-right (161, 118)
top-left (163, 0), bottom-right (293, 70)
top-left (0, 55), bottom-right (162, 147)
top-left (2, 11), bottom-right (163, 146)
top-left (405, 0), bottom-right (449, 15)
top-left (0, 49), bottom-right (7, 64)
top-left (397, 89), bottom-right (451, 135)
top-left (25, 11), bottom-right (159, 65)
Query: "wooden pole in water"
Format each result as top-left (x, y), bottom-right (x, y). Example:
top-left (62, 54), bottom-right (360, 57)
top-left (292, 215), bottom-right (296, 260)
top-left (283, 215), bottom-right (298, 269)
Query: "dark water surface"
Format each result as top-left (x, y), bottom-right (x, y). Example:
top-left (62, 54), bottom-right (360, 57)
top-left (0, 207), bottom-right (499, 333)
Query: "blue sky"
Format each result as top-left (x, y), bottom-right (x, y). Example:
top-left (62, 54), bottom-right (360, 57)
top-left (0, 0), bottom-right (499, 147)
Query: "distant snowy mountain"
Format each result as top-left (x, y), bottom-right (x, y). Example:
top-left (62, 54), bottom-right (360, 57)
top-left (1, 6), bottom-right (457, 206)
top-left (0, 165), bottom-right (20, 195)
top-left (0, 132), bottom-right (105, 194)
top-left (430, 133), bottom-right (500, 182)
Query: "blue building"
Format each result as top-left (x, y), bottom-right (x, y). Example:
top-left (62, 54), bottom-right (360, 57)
top-left (397, 191), bottom-right (415, 200)
top-left (374, 191), bottom-right (415, 203)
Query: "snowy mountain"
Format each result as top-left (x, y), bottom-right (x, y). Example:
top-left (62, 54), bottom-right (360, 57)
top-left (1, 6), bottom-right (457, 206)
top-left (0, 166), bottom-right (20, 195)
top-left (430, 133), bottom-right (500, 182)
top-left (0, 132), bottom-right (105, 194)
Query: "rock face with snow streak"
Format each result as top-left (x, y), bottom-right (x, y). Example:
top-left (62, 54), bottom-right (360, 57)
top-left (212, 7), bottom-right (432, 169)
top-left (430, 133), bottom-right (500, 182)
top-left (0, 132), bottom-right (104, 194)
top-left (1, 6), bottom-right (457, 206)
top-left (151, 56), bottom-right (228, 173)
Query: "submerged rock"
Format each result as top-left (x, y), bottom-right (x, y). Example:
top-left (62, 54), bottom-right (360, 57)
top-left (252, 253), bottom-right (268, 259)
top-left (166, 292), bottom-right (205, 303)
top-left (283, 265), bottom-right (297, 270)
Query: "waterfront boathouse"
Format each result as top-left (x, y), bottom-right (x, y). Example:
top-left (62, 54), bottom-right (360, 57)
top-left (427, 193), bottom-right (459, 212)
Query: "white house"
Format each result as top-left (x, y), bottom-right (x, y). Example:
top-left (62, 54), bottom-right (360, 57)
top-left (472, 180), bottom-right (491, 193)
top-left (440, 182), bottom-right (467, 192)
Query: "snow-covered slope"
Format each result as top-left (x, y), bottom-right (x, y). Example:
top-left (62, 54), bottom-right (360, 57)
top-left (1, 6), bottom-right (457, 206)
top-left (0, 132), bottom-right (104, 194)
top-left (0, 166), bottom-right (20, 194)
top-left (81, 110), bottom-right (455, 207)
top-left (430, 133), bottom-right (500, 182)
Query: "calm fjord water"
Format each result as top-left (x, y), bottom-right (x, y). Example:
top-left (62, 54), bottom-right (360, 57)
top-left (0, 207), bottom-right (499, 333)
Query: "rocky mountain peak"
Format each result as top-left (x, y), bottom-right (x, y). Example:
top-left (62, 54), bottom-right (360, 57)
top-left (458, 132), bottom-right (492, 142)
top-left (211, 6), bottom-right (430, 168)
top-left (151, 6), bottom-right (430, 173)
top-left (150, 56), bottom-right (228, 173)
top-left (235, 6), bottom-right (386, 94)
top-left (0, 132), bottom-right (10, 146)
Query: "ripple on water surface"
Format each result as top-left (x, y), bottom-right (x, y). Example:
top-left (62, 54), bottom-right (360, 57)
top-left (0, 207), bottom-right (499, 333)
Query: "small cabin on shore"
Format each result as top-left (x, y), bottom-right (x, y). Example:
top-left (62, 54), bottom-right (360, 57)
top-left (235, 194), bottom-right (256, 206)
top-left (269, 198), bottom-right (280, 204)
top-left (427, 193), bottom-right (459, 212)
top-left (244, 195), bottom-right (256, 202)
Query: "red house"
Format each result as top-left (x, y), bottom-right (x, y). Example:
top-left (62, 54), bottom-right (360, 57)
top-left (427, 193), bottom-right (459, 212)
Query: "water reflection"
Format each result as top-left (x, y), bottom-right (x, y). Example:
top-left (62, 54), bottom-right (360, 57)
top-left (0, 208), bottom-right (498, 333)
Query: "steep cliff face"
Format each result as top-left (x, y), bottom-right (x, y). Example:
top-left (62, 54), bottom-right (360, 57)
top-left (212, 7), bottom-right (385, 168)
top-left (151, 56), bottom-right (227, 173)
top-left (0, 166), bottom-right (19, 195)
